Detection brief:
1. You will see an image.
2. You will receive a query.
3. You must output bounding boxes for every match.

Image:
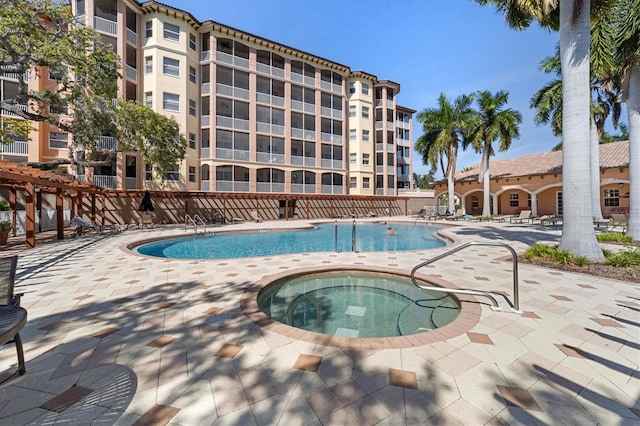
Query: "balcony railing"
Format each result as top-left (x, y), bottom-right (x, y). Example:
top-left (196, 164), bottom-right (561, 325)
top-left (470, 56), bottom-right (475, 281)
top-left (291, 128), bottom-right (316, 141)
top-left (256, 122), bottom-right (285, 136)
top-left (321, 185), bottom-right (343, 194)
top-left (291, 155), bottom-right (316, 167)
top-left (216, 83), bottom-right (249, 100)
top-left (291, 72), bottom-right (315, 87)
top-left (291, 100), bottom-right (315, 114)
top-left (215, 51), bottom-right (249, 70)
top-left (0, 140), bottom-right (28, 155)
top-left (216, 180), bottom-right (249, 192)
top-left (126, 28), bottom-right (137, 44)
top-left (201, 51), bottom-right (211, 61)
top-left (125, 64), bottom-right (137, 82)
top-left (96, 136), bottom-right (117, 150)
top-left (396, 120), bottom-right (410, 129)
top-left (320, 80), bottom-right (343, 95)
top-left (125, 177), bottom-right (137, 189)
top-left (321, 133), bottom-right (342, 144)
top-left (216, 116), bottom-right (250, 131)
top-left (200, 180), bottom-right (210, 191)
top-left (291, 183), bottom-right (316, 194)
top-left (93, 175), bottom-right (117, 189)
top-left (2, 71), bottom-right (28, 81)
top-left (215, 147), bottom-right (250, 161)
top-left (320, 106), bottom-right (342, 119)
top-left (256, 182), bottom-right (285, 193)
top-left (256, 152), bottom-right (285, 164)
top-left (201, 82), bottom-right (210, 95)
top-left (256, 63), bottom-right (285, 79)
top-left (202, 115), bottom-right (210, 127)
top-left (94, 16), bottom-right (117, 35)
top-left (256, 92), bottom-right (285, 107)
top-left (1, 104), bottom-right (27, 118)
top-left (321, 159), bottom-right (343, 169)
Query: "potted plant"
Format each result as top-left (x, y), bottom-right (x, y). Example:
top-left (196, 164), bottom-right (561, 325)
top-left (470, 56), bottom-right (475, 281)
top-left (0, 220), bottom-right (12, 246)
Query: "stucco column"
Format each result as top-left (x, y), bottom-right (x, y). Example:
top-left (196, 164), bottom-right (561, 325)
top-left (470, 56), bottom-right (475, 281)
top-left (460, 195), bottom-right (466, 214)
top-left (531, 193), bottom-right (538, 217)
top-left (492, 194), bottom-right (499, 216)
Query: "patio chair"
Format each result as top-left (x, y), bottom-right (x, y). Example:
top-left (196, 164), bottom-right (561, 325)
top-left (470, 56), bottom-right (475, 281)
top-left (251, 211), bottom-right (263, 223)
top-left (70, 216), bottom-right (103, 236)
top-left (445, 209), bottom-right (464, 221)
top-left (510, 210), bottom-right (532, 224)
top-left (610, 213), bottom-right (628, 232)
top-left (0, 255), bottom-right (27, 376)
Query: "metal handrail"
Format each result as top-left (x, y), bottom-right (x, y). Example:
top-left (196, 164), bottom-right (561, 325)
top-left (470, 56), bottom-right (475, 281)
top-left (410, 241), bottom-right (520, 311)
top-left (351, 220), bottom-right (357, 252)
top-left (185, 214), bottom-right (208, 234)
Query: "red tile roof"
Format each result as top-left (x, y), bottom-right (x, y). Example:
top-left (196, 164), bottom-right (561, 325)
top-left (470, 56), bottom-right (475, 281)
top-left (454, 140), bottom-right (629, 182)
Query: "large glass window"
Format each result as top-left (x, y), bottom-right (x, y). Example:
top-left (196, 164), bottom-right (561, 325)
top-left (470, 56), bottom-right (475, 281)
top-left (162, 92), bottom-right (179, 111)
top-left (189, 33), bottom-right (196, 50)
top-left (189, 99), bottom-right (196, 116)
top-left (144, 91), bottom-right (152, 108)
top-left (189, 66), bottom-right (196, 83)
top-left (216, 38), bottom-right (249, 58)
top-left (145, 21), bottom-right (152, 38)
top-left (49, 132), bottom-right (68, 149)
top-left (162, 57), bottom-right (179, 76)
top-left (604, 188), bottom-right (620, 207)
top-left (144, 56), bottom-right (152, 73)
top-left (163, 22), bottom-right (180, 42)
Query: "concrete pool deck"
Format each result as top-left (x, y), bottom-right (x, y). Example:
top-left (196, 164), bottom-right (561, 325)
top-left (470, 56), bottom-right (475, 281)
top-left (0, 218), bottom-right (637, 425)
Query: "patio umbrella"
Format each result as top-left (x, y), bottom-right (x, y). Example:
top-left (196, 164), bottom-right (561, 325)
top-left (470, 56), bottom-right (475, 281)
top-left (138, 191), bottom-right (154, 213)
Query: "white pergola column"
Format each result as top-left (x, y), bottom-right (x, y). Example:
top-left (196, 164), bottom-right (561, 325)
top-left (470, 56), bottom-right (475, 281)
top-left (492, 194), bottom-right (499, 216)
top-left (531, 193), bottom-right (538, 216)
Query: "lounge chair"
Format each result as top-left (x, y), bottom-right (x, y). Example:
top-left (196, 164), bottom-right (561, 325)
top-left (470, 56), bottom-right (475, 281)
top-left (540, 215), bottom-right (562, 226)
top-left (593, 217), bottom-right (612, 229)
top-left (366, 211), bottom-right (377, 218)
top-left (70, 217), bottom-right (103, 235)
top-left (140, 215), bottom-right (155, 229)
top-left (510, 210), bottom-right (532, 224)
top-left (610, 213), bottom-right (628, 232)
top-left (251, 211), bottom-right (263, 223)
top-left (0, 255), bottom-right (27, 377)
top-left (445, 209), bottom-right (464, 221)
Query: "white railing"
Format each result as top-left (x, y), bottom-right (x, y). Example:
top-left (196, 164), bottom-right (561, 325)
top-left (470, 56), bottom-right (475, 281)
top-left (321, 185), bottom-right (343, 194)
top-left (387, 166), bottom-right (395, 174)
top-left (125, 65), bottom-right (137, 82)
top-left (96, 136), bottom-right (117, 150)
top-left (201, 147), bottom-right (210, 158)
top-left (1, 104), bottom-right (27, 118)
top-left (376, 143), bottom-right (384, 151)
top-left (202, 115), bottom-right (210, 127)
top-left (75, 174), bottom-right (85, 182)
top-left (201, 51), bottom-right (211, 61)
top-left (304, 130), bottom-right (315, 140)
top-left (216, 180), bottom-right (249, 192)
top-left (396, 120), bottom-right (410, 129)
top-left (321, 133), bottom-right (342, 144)
top-left (256, 62), bottom-right (285, 78)
top-left (320, 106), bottom-right (342, 119)
top-left (256, 92), bottom-right (285, 107)
top-left (387, 188), bottom-right (395, 195)
top-left (376, 165), bottom-right (384, 173)
top-left (216, 83), bottom-right (249, 100)
top-left (256, 122), bottom-right (285, 136)
top-left (126, 28), bottom-right (137, 44)
top-left (387, 122), bottom-right (394, 131)
top-left (0, 140), bottom-right (28, 155)
top-left (321, 159), bottom-right (343, 169)
top-left (320, 81), bottom-right (343, 94)
top-left (375, 121), bottom-right (384, 129)
top-left (93, 175), bottom-right (117, 189)
top-left (200, 180), bottom-right (210, 191)
top-left (215, 51), bottom-right (249, 69)
top-left (94, 16), bottom-right (117, 35)
top-left (201, 82), bottom-right (210, 95)
top-left (291, 155), bottom-right (315, 166)
top-left (215, 148), bottom-right (250, 161)
top-left (291, 100), bottom-right (315, 113)
top-left (215, 116), bottom-right (249, 131)
top-left (256, 182), bottom-right (285, 193)
top-left (2, 71), bottom-right (28, 81)
top-left (291, 183), bottom-right (316, 194)
top-left (256, 152), bottom-right (285, 164)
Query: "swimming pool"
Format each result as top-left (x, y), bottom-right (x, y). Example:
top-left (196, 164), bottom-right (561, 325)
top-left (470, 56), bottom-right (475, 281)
top-left (135, 222), bottom-right (445, 259)
top-left (257, 271), bottom-right (460, 338)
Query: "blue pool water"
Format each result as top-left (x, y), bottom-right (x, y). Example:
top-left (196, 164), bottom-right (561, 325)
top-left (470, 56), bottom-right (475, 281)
top-left (136, 222), bottom-right (445, 259)
top-left (258, 272), bottom-right (460, 337)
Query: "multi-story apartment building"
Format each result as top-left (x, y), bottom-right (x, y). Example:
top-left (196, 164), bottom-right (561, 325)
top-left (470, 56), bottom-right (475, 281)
top-left (1, 0), bottom-right (414, 196)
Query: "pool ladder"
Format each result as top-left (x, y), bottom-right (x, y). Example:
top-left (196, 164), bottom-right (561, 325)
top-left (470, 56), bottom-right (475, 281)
top-left (334, 220), bottom-right (358, 253)
top-left (411, 241), bottom-right (521, 313)
top-left (185, 214), bottom-right (207, 235)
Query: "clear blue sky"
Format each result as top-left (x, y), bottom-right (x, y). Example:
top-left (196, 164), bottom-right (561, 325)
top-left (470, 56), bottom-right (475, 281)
top-left (163, 0), bottom-right (610, 177)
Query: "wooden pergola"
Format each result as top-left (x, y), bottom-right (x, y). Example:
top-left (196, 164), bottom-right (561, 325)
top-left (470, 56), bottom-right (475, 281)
top-left (0, 160), bottom-right (105, 248)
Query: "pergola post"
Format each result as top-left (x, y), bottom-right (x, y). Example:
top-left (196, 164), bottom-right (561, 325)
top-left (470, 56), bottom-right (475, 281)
top-left (8, 189), bottom-right (16, 236)
top-left (24, 182), bottom-right (35, 248)
top-left (56, 188), bottom-right (64, 240)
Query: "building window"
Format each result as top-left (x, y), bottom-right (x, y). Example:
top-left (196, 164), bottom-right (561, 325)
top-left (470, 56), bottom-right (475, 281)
top-left (362, 106), bottom-right (369, 119)
top-left (604, 188), bottom-right (620, 207)
top-left (471, 195), bottom-right (479, 208)
top-left (164, 167), bottom-right (179, 181)
top-left (189, 33), bottom-right (196, 50)
top-left (145, 164), bottom-right (153, 181)
top-left (527, 193), bottom-right (532, 207)
top-left (349, 129), bottom-right (356, 141)
top-left (144, 56), bottom-right (152, 73)
top-left (189, 66), bottom-right (196, 83)
top-left (163, 57), bottom-right (179, 76)
top-left (509, 192), bottom-right (519, 207)
top-left (188, 132), bottom-right (196, 149)
top-left (363, 177), bottom-right (370, 188)
top-left (144, 91), bottom-right (152, 108)
top-left (349, 82), bottom-right (355, 94)
top-left (362, 154), bottom-right (370, 165)
top-left (162, 92), bottom-right (179, 111)
top-left (145, 20), bottom-right (152, 38)
top-left (189, 99), bottom-right (196, 116)
top-left (362, 130), bottom-right (370, 142)
top-left (163, 22), bottom-right (180, 42)
top-left (350, 177), bottom-right (357, 189)
top-left (349, 105), bottom-right (356, 117)
top-left (188, 166), bottom-right (196, 182)
top-left (49, 132), bottom-right (68, 149)
top-left (350, 153), bottom-right (357, 164)
top-left (362, 83), bottom-right (369, 95)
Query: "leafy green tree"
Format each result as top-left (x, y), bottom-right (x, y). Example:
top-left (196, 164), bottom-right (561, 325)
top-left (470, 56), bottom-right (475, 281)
top-left (477, 0), bottom-right (607, 261)
top-left (468, 90), bottom-right (522, 217)
top-left (0, 0), bottom-right (186, 177)
top-left (412, 172), bottom-right (435, 189)
top-left (415, 93), bottom-right (475, 213)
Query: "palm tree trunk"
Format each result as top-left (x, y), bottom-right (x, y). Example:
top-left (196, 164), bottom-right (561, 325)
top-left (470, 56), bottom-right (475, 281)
top-left (481, 145), bottom-right (491, 217)
top-left (590, 117), bottom-right (603, 220)
top-left (626, 63), bottom-right (640, 239)
top-left (447, 172), bottom-right (456, 214)
top-left (557, 0), bottom-right (604, 261)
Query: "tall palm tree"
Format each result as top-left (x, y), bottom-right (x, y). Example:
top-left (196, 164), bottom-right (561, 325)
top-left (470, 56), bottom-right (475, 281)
top-left (468, 91), bottom-right (522, 217)
top-left (477, 0), bottom-right (606, 261)
top-left (415, 93), bottom-right (475, 214)
top-left (612, 0), bottom-right (640, 239)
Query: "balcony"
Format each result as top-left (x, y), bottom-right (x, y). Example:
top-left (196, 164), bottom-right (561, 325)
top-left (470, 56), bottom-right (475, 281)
top-left (201, 82), bottom-right (210, 95)
top-left (256, 63), bottom-right (285, 79)
top-left (201, 51), bottom-right (211, 61)
top-left (256, 152), bottom-right (285, 164)
top-left (256, 182), bottom-right (285, 193)
top-left (321, 133), bottom-right (342, 144)
top-left (321, 185), bottom-right (343, 195)
top-left (256, 122), bottom-right (285, 136)
top-left (291, 100), bottom-right (315, 114)
top-left (201, 115), bottom-right (210, 127)
top-left (216, 116), bottom-right (250, 131)
top-left (93, 175), bottom-right (117, 189)
top-left (320, 81), bottom-right (342, 95)
top-left (96, 136), bottom-right (117, 150)
top-left (200, 180), bottom-right (210, 191)
top-left (126, 28), bottom-right (137, 45)
top-left (291, 128), bottom-right (316, 141)
top-left (1, 104), bottom-right (27, 118)
top-left (215, 147), bottom-right (250, 161)
top-left (291, 72), bottom-right (315, 87)
top-left (125, 177), bottom-right (137, 189)
top-left (216, 180), bottom-right (249, 192)
top-left (0, 141), bottom-right (28, 155)
top-left (94, 16), bottom-right (117, 36)
top-left (215, 51), bottom-right (249, 70)
top-left (2, 71), bottom-right (28, 81)
top-left (291, 183), bottom-right (316, 194)
top-left (396, 120), bottom-right (410, 129)
top-left (320, 106), bottom-right (342, 119)
top-left (216, 83), bottom-right (249, 100)
top-left (125, 65), bottom-right (137, 82)
top-left (201, 147), bottom-right (210, 158)
top-left (321, 159), bottom-right (343, 169)
top-left (256, 92), bottom-right (285, 108)
top-left (291, 155), bottom-right (316, 167)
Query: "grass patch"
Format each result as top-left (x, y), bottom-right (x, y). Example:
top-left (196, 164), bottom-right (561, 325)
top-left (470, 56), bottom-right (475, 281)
top-left (596, 232), bottom-right (633, 244)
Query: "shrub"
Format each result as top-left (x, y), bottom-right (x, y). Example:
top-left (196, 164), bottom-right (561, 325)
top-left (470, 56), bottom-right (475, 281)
top-left (524, 244), bottom-right (558, 260)
top-left (605, 250), bottom-right (640, 267)
top-left (597, 232), bottom-right (633, 244)
top-left (0, 221), bottom-right (13, 232)
top-left (0, 200), bottom-right (9, 211)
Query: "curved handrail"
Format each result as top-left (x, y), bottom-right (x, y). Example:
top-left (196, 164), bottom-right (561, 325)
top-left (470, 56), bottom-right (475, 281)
top-left (185, 214), bottom-right (208, 234)
top-left (410, 241), bottom-right (520, 311)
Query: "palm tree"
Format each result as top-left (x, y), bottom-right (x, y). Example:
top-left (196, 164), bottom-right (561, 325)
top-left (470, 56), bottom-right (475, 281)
top-left (477, 0), bottom-right (605, 261)
top-left (611, 0), bottom-right (640, 239)
top-left (415, 93), bottom-right (475, 214)
top-left (468, 91), bottom-right (522, 217)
